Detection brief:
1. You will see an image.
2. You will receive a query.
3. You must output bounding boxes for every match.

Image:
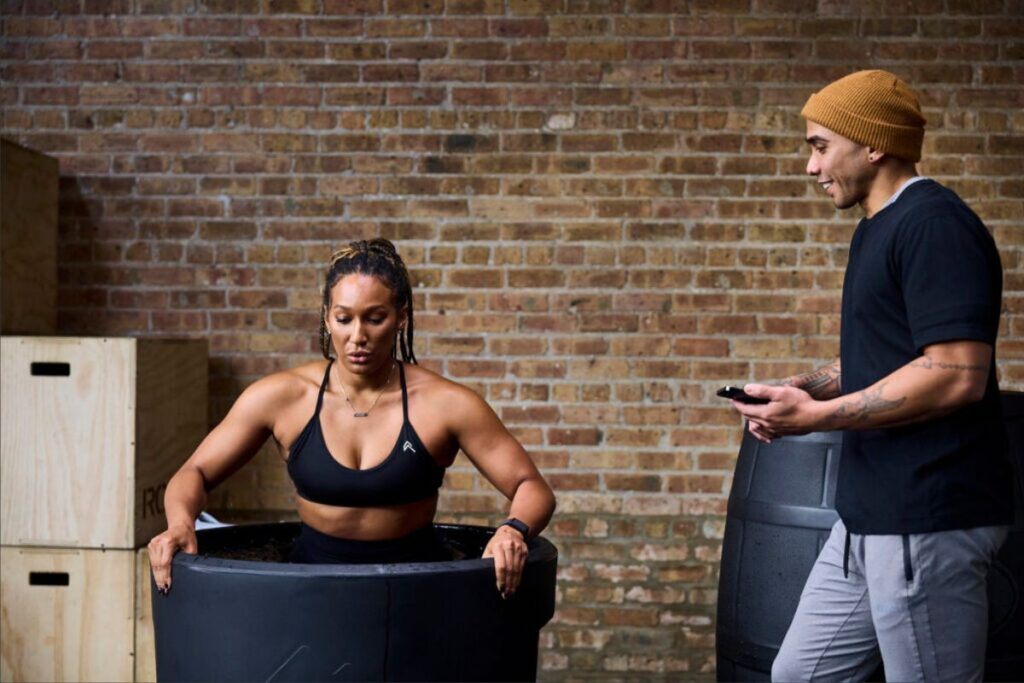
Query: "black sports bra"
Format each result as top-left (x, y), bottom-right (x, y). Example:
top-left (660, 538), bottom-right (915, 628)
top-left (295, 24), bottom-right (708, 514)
top-left (286, 361), bottom-right (445, 507)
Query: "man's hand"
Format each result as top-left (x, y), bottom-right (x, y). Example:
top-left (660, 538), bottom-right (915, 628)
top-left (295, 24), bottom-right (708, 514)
top-left (730, 384), bottom-right (824, 443)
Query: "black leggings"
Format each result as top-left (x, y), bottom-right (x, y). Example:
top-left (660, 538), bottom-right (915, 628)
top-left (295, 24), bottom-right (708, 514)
top-left (289, 523), bottom-right (449, 564)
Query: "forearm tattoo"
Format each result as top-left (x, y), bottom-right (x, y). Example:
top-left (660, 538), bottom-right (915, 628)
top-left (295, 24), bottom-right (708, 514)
top-left (909, 355), bottom-right (988, 373)
top-left (826, 383), bottom-right (905, 426)
top-left (786, 361), bottom-right (842, 399)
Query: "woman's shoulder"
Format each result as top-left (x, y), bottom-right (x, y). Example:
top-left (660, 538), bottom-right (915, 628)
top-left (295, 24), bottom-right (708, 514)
top-left (403, 361), bottom-right (463, 391)
top-left (239, 360), bottom-right (330, 410)
top-left (402, 362), bottom-right (492, 414)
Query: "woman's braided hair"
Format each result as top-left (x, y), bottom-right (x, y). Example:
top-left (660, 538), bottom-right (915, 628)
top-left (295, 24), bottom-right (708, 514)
top-left (319, 238), bottom-right (416, 364)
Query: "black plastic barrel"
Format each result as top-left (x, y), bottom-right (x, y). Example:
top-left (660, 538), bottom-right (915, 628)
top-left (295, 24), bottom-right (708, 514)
top-left (151, 523), bottom-right (557, 682)
top-left (717, 392), bottom-right (1024, 681)
top-left (988, 392), bottom-right (1024, 680)
top-left (716, 430), bottom-right (842, 680)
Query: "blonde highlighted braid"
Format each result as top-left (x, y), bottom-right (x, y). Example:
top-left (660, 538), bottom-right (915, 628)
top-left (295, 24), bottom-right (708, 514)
top-left (319, 238), bottom-right (417, 363)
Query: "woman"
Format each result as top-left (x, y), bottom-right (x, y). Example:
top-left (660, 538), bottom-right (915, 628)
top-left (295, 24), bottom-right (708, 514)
top-left (149, 239), bottom-right (556, 599)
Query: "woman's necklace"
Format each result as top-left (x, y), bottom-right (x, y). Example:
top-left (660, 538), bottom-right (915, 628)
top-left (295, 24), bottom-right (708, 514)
top-left (337, 361), bottom-right (395, 418)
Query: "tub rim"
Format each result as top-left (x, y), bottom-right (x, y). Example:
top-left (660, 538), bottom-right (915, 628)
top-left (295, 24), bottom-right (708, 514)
top-left (168, 522), bottom-right (558, 578)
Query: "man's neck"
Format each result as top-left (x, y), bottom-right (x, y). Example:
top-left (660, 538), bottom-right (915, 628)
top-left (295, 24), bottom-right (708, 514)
top-left (861, 165), bottom-right (919, 218)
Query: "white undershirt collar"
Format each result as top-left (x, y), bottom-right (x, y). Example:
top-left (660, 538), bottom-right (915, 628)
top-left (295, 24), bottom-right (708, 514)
top-left (878, 176), bottom-right (928, 213)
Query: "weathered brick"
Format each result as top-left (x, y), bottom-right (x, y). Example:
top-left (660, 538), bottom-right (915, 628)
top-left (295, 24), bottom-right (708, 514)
top-left (9, 2), bottom-right (1024, 677)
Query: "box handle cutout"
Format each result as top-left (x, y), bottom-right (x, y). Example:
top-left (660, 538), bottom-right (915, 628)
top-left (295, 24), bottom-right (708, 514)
top-left (29, 572), bottom-right (70, 586)
top-left (30, 362), bottom-right (70, 376)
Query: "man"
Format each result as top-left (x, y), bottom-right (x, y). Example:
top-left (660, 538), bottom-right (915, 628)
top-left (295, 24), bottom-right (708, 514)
top-left (729, 70), bottom-right (1014, 682)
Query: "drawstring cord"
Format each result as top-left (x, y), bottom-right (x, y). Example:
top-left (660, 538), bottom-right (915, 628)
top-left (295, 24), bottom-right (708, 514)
top-left (902, 534), bottom-right (914, 582)
top-left (841, 528), bottom-right (914, 582)
top-left (843, 529), bottom-right (851, 579)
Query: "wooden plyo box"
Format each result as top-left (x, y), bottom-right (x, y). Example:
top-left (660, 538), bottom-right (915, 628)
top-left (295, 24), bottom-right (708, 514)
top-left (0, 337), bottom-right (208, 549)
top-left (0, 139), bottom-right (59, 335)
top-left (0, 546), bottom-right (156, 683)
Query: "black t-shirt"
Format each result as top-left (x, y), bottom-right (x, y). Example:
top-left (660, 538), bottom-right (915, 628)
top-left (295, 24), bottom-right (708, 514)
top-left (837, 179), bottom-right (1014, 534)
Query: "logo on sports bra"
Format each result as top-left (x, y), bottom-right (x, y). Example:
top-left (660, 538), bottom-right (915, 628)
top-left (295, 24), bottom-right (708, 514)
top-left (403, 440), bottom-right (415, 453)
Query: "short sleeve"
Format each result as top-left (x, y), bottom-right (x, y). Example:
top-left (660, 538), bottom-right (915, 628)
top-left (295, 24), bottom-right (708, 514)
top-left (897, 214), bottom-right (1001, 351)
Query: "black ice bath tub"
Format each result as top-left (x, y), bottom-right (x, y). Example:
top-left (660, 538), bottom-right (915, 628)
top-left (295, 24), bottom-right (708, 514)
top-left (151, 523), bottom-right (557, 682)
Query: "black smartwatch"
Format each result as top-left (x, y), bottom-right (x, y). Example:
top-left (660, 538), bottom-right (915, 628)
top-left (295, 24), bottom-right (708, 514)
top-left (498, 518), bottom-right (529, 540)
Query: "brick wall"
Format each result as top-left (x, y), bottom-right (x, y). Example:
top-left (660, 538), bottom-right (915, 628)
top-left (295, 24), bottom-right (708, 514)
top-left (3, 0), bottom-right (1022, 677)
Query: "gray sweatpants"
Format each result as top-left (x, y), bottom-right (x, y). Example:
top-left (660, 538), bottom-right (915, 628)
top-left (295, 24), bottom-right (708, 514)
top-left (772, 519), bottom-right (1008, 683)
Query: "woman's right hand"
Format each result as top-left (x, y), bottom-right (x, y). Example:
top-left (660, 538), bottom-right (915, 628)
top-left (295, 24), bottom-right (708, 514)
top-left (148, 523), bottom-right (198, 594)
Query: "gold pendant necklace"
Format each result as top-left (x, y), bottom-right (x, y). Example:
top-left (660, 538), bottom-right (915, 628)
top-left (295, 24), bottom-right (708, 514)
top-left (337, 361), bottom-right (395, 418)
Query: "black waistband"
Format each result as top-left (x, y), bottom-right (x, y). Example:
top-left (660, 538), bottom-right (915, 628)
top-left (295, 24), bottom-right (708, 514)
top-left (289, 523), bottom-right (448, 565)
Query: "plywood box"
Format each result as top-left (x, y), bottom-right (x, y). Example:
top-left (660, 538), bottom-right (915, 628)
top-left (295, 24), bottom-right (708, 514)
top-left (0, 546), bottom-right (156, 683)
top-left (133, 549), bottom-right (156, 683)
top-left (0, 337), bottom-right (208, 549)
top-left (0, 139), bottom-right (59, 335)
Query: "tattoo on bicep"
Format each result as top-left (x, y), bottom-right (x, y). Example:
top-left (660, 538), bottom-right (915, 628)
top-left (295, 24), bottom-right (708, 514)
top-left (910, 355), bottom-right (988, 373)
top-left (828, 383), bottom-right (905, 424)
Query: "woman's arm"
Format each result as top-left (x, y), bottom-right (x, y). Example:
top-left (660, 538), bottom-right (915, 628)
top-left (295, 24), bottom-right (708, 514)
top-left (447, 386), bottom-right (556, 599)
top-left (148, 374), bottom-right (287, 592)
top-left (733, 341), bottom-right (990, 440)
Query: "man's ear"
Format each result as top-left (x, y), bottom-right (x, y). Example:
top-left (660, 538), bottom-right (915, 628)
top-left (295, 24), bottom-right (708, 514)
top-left (867, 148), bottom-right (886, 164)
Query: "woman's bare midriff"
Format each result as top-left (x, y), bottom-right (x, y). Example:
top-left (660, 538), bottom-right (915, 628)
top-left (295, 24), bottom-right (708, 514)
top-left (296, 495), bottom-right (438, 541)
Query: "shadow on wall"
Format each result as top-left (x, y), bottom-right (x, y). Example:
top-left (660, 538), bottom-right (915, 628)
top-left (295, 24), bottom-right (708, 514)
top-left (55, 174), bottom-right (152, 336)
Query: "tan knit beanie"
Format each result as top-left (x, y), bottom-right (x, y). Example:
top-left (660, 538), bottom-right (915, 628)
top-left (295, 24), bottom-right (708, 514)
top-left (801, 70), bottom-right (925, 162)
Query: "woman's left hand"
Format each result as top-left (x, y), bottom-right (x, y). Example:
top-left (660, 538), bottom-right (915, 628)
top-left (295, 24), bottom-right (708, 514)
top-left (482, 524), bottom-right (529, 599)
